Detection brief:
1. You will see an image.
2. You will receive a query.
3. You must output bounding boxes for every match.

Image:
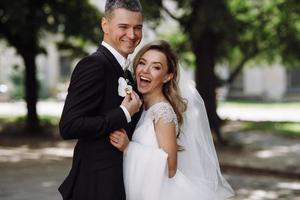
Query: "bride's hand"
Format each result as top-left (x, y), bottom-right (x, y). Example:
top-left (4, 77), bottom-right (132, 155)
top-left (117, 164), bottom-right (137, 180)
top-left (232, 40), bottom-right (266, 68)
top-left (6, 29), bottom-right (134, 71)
top-left (109, 129), bottom-right (129, 152)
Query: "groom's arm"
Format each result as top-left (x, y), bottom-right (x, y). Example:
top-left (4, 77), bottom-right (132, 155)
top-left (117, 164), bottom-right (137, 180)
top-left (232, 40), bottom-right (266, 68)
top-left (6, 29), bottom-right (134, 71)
top-left (59, 55), bottom-right (128, 140)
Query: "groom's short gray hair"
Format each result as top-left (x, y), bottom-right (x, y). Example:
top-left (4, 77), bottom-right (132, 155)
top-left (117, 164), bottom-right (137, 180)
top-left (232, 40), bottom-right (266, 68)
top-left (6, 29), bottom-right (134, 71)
top-left (105, 0), bottom-right (142, 17)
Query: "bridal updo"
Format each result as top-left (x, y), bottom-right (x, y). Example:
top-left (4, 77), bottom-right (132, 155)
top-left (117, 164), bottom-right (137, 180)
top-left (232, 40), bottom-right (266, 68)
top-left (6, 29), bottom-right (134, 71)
top-left (133, 40), bottom-right (187, 134)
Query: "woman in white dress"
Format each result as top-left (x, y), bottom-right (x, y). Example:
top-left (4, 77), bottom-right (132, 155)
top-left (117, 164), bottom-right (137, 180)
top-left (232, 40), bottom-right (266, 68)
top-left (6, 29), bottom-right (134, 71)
top-left (109, 40), bottom-right (234, 200)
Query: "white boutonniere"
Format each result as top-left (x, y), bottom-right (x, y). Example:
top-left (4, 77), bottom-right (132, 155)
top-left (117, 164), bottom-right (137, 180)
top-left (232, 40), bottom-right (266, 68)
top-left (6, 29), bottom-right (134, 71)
top-left (118, 77), bottom-right (133, 97)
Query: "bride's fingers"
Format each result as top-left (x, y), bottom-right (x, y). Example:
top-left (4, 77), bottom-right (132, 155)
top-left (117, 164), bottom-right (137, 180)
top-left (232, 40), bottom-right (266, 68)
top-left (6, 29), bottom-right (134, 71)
top-left (111, 138), bottom-right (123, 149)
top-left (111, 130), bottom-right (123, 137)
top-left (109, 135), bottom-right (120, 145)
top-left (110, 131), bottom-right (122, 138)
top-left (109, 134), bottom-right (119, 143)
top-left (110, 139), bottom-right (119, 147)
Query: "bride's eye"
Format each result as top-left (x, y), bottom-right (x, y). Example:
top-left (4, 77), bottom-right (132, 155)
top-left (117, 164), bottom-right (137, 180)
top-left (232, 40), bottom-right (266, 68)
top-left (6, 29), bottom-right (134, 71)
top-left (138, 61), bottom-right (145, 65)
top-left (153, 66), bottom-right (161, 70)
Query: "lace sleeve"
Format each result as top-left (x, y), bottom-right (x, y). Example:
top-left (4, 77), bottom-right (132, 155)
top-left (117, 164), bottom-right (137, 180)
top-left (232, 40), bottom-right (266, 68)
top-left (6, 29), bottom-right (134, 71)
top-left (148, 102), bottom-right (178, 132)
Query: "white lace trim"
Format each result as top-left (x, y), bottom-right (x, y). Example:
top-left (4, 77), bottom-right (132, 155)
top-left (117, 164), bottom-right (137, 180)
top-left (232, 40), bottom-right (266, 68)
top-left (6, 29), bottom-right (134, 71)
top-left (147, 102), bottom-right (178, 133)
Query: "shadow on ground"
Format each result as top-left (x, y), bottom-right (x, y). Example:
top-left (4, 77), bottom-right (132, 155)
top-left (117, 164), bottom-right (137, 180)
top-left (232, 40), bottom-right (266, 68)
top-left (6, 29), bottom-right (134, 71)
top-left (0, 121), bottom-right (300, 200)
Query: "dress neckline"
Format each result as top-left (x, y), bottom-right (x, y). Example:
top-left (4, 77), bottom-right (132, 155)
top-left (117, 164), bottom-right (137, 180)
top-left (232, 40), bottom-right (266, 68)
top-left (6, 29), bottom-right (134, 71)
top-left (144, 101), bottom-right (170, 112)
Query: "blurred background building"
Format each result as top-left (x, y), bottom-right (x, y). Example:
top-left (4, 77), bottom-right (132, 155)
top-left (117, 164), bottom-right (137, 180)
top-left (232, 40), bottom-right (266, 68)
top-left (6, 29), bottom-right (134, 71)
top-left (225, 65), bottom-right (300, 101)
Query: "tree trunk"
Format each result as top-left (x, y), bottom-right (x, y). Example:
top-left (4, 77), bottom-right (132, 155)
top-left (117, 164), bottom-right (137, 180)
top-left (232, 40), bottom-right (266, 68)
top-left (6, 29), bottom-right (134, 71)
top-left (192, 32), bottom-right (225, 144)
top-left (22, 52), bottom-right (40, 132)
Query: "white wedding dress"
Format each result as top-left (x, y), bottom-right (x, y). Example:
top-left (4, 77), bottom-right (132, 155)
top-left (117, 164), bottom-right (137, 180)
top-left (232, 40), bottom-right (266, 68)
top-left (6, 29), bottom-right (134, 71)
top-left (124, 65), bottom-right (234, 200)
top-left (123, 101), bottom-right (234, 200)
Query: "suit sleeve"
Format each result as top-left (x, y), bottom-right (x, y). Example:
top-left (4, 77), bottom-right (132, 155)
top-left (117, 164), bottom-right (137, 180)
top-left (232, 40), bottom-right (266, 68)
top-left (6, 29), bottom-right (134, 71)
top-left (59, 55), bottom-right (128, 140)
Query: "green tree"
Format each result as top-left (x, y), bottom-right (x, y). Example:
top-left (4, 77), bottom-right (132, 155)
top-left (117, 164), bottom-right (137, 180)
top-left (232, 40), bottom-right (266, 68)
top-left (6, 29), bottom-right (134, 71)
top-left (141, 0), bottom-right (300, 143)
top-left (0, 0), bottom-right (102, 132)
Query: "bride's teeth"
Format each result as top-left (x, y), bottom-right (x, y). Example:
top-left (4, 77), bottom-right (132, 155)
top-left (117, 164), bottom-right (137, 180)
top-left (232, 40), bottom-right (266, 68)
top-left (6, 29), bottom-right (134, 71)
top-left (140, 76), bottom-right (151, 82)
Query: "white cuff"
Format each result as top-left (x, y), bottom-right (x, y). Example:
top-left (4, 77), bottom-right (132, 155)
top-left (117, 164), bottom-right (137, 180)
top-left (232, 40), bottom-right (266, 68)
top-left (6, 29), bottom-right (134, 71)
top-left (120, 105), bottom-right (131, 123)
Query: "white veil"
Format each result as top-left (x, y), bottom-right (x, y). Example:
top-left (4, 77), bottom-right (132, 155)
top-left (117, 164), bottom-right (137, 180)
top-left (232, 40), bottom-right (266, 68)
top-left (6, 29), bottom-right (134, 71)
top-left (177, 66), bottom-right (234, 199)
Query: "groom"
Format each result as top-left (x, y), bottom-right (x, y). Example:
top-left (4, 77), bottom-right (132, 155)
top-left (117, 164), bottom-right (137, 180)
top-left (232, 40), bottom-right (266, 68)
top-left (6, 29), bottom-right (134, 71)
top-left (58, 0), bottom-right (143, 199)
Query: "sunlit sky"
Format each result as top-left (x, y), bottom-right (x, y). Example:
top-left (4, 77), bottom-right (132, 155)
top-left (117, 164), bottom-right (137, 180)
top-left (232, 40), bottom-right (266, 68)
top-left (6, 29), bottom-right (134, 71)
top-left (90, 0), bottom-right (105, 11)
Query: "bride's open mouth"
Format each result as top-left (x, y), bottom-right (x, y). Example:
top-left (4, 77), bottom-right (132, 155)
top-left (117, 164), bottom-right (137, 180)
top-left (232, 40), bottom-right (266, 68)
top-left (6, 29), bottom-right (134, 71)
top-left (138, 75), bottom-right (151, 88)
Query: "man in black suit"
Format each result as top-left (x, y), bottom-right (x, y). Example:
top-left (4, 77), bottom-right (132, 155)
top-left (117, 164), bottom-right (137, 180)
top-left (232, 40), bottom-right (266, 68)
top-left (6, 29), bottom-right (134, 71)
top-left (58, 0), bottom-right (143, 199)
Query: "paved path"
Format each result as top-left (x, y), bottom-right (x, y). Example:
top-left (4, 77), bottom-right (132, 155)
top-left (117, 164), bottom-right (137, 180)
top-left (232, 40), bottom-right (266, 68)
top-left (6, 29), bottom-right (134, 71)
top-left (1, 159), bottom-right (300, 200)
top-left (218, 105), bottom-right (300, 122)
top-left (1, 101), bottom-right (300, 122)
top-left (220, 131), bottom-right (300, 176)
top-left (0, 160), bottom-right (67, 200)
top-left (1, 101), bottom-right (300, 199)
top-left (0, 130), bottom-right (300, 199)
top-left (0, 101), bottom-right (64, 117)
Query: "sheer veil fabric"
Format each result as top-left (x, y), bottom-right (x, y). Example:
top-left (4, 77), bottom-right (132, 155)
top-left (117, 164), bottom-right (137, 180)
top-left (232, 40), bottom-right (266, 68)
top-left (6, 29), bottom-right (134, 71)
top-left (177, 66), bottom-right (234, 199)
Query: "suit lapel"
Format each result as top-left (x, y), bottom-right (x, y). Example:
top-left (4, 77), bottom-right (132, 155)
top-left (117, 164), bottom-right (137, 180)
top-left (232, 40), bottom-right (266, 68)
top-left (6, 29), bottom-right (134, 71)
top-left (97, 45), bottom-right (124, 77)
top-left (97, 45), bottom-right (142, 137)
top-left (125, 69), bottom-right (141, 98)
top-left (124, 70), bottom-right (134, 87)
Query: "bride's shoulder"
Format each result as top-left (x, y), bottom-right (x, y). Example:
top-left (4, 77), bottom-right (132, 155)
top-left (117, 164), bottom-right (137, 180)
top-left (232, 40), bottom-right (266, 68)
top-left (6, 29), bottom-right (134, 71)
top-left (148, 102), bottom-right (177, 124)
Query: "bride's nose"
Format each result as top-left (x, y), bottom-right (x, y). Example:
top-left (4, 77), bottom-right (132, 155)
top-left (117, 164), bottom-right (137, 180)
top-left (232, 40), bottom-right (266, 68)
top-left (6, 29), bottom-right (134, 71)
top-left (141, 65), bottom-right (150, 73)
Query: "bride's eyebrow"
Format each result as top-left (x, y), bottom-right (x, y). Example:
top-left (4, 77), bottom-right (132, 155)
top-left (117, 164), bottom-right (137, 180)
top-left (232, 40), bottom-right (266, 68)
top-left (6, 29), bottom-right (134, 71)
top-left (139, 58), bottom-right (162, 66)
top-left (152, 62), bottom-right (163, 66)
top-left (139, 58), bottom-right (147, 62)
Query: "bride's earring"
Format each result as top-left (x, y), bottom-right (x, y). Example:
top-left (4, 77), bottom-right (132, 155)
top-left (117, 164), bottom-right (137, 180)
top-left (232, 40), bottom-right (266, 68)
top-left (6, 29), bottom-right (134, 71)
top-left (163, 78), bottom-right (170, 83)
top-left (163, 74), bottom-right (173, 83)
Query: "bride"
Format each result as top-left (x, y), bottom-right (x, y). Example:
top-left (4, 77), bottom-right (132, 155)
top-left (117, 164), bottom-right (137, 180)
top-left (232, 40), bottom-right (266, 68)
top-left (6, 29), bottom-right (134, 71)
top-left (109, 40), bottom-right (234, 200)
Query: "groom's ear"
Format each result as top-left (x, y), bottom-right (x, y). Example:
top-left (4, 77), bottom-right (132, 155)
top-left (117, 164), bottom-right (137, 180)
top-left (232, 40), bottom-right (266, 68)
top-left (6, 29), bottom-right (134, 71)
top-left (101, 17), bottom-right (109, 34)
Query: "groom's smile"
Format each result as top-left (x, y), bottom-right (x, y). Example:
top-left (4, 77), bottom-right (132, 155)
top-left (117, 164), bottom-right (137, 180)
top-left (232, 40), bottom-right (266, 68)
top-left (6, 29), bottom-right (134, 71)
top-left (101, 8), bottom-right (143, 58)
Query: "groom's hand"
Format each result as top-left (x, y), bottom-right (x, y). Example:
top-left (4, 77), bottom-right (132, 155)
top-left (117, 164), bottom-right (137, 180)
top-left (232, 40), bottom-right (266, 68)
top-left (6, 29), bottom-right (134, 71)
top-left (121, 91), bottom-right (142, 116)
top-left (109, 129), bottom-right (129, 152)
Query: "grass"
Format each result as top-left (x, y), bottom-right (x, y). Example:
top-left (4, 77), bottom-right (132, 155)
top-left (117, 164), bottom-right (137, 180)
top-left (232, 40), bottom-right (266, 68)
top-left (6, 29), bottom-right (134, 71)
top-left (0, 115), bottom-right (59, 125)
top-left (1, 101), bottom-right (299, 138)
top-left (239, 121), bottom-right (300, 137)
top-left (219, 100), bottom-right (300, 137)
top-left (0, 115), bottom-right (60, 138)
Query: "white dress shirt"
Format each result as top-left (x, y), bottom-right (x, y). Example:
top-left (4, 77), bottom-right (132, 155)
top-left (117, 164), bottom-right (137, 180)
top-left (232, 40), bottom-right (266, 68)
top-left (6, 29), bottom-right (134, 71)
top-left (101, 41), bottom-right (131, 123)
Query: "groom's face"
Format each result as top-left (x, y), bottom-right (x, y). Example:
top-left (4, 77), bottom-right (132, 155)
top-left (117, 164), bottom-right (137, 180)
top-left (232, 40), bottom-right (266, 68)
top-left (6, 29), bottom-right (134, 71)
top-left (102, 8), bottom-right (143, 58)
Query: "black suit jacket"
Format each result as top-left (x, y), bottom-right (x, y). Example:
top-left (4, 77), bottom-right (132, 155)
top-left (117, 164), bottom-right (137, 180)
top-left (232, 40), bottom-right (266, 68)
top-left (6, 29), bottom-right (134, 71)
top-left (58, 45), bottom-right (140, 200)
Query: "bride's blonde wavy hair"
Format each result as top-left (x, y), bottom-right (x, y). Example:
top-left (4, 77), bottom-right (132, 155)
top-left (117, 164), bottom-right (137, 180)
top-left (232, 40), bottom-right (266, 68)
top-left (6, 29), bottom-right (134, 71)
top-left (133, 40), bottom-right (187, 135)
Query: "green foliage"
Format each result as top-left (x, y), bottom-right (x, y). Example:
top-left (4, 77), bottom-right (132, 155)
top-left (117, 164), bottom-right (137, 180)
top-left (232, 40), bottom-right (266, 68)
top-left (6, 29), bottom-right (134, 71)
top-left (0, 0), bottom-right (102, 55)
top-left (226, 0), bottom-right (300, 67)
top-left (0, 0), bottom-right (103, 129)
top-left (142, 0), bottom-right (300, 68)
top-left (140, 0), bottom-right (163, 27)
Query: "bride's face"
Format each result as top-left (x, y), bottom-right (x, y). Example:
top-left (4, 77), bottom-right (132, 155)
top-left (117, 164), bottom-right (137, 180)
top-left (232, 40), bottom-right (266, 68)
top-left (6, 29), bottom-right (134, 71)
top-left (135, 49), bottom-right (173, 95)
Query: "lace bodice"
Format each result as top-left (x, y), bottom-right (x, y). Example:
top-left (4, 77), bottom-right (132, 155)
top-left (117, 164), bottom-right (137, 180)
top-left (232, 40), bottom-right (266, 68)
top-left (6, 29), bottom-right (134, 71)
top-left (132, 102), bottom-right (178, 147)
top-left (147, 102), bottom-right (178, 132)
